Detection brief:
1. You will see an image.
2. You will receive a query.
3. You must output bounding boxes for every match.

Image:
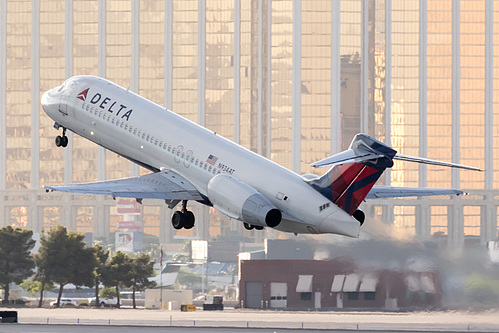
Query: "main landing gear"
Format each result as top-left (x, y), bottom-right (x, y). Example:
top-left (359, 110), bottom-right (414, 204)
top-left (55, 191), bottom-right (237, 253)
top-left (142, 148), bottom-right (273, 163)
top-left (55, 127), bottom-right (68, 148)
top-left (243, 223), bottom-right (264, 231)
top-left (171, 200), bottom-right (195, 230)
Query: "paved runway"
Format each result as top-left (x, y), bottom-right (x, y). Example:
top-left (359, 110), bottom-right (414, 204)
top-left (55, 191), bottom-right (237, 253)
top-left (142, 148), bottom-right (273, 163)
top-left (1, 307), bottom-right (499, 332)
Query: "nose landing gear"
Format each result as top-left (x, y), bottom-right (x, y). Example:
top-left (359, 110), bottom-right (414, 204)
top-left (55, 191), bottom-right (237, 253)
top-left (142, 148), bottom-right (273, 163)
top-left (55, 127), bottom-right (68, 148)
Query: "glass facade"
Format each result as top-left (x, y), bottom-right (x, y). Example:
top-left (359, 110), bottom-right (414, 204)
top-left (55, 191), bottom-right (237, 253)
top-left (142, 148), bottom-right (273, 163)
top-left (1, 0), bottom-right (499, 248)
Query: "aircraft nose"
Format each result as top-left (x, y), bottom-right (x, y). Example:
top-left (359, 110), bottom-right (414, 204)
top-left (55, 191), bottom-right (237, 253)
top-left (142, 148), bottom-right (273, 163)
top-left (41, 88), bottom-right (58, 115)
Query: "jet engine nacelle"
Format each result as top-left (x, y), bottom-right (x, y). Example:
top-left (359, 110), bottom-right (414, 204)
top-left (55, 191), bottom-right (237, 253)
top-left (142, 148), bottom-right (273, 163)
top-left (207, 174), bottom-right (282, 228)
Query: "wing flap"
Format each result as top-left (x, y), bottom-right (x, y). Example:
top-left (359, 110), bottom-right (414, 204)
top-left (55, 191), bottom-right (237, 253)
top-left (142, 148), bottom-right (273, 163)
top-left (43, 170), bottom-right (204, 201)
top-left (366, 186), bottom-right (464, 199)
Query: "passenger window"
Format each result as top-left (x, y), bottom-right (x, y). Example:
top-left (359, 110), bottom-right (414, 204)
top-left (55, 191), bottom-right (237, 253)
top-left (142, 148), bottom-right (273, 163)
top-left (120, 122), bottom-right (124, 128)
top-left (168, 146), bottom-right (171, 152)
top-left (133, 128), bottom-right (137, 135)
top-left (125, 124), bottom-right (128, 131)
top-left (146, 135), bottom-right (150, 141)
top-left (142, 133), bottom-right (146, 139)
top-left (111, 118), bottom-right (115, 124)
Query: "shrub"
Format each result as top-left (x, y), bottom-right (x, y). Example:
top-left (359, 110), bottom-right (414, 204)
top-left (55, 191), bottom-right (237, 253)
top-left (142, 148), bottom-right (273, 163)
top-left (78, 302), bottom-right (89, 307)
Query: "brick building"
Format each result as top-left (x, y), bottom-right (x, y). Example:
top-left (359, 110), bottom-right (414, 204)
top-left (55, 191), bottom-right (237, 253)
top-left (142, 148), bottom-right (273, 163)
top-left (239, 259), bottom-right (442, 310)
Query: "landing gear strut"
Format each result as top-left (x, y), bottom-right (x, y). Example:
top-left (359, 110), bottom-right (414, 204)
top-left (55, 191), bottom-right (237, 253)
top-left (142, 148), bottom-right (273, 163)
top-left (55, 127), bottom-right (68, 148)
top-left (171, 200), bottom-right (195, 230)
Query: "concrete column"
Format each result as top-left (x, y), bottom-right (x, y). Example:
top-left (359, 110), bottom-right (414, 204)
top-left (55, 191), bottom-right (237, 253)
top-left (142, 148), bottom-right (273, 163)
top-left (266, 0), bottom-right (272, 157)
top-left (360, 0), bottom-right (369, 134)
top-left (257, 0), bottom-right (263, 155)
top-left (448, 204), bottom-right (463, 249)
top-left (481, 203), bottom-right (496, 244)
top-left (291, 0), bottom-right (301, 173)
top-left (165, 0), bottom-right (173, 110)
top-left (97, 0), bottom-right (106, 181)
top-left (419, 0), bottom-right (428, 187)
top-left (0, 0), bottom-right (6, 190)
top-left (64, 0), bottom-right (73, 184)
top-left (31, 0), bottom-right (40, 190)
top-left (233, 0), bottom-right (241, 144)
top-left (330, 0), bottom-right (341, 154)
top-left (130, 0), bottom-right (140, 177)
top-left (198, 0), bottom-right (206, 126)
top-left (385, 204), bottom-right (394, 225)
top-left (416, 201), bottom-right (430, 241)
top-left (451, 0), bottom-right (460, 189)
top-left (384, 0), bottom-right (392, 185)
top-left (93, 197), bottom-right (106, 239)
top-left (485, 0), bottom-right (493, 189)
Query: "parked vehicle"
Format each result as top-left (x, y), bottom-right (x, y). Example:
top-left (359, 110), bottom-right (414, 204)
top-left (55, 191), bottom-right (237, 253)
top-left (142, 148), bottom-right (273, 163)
top-left (50, 298), bottom-right (77, 307)
top-left (88, 297), bottom-right (120, 307)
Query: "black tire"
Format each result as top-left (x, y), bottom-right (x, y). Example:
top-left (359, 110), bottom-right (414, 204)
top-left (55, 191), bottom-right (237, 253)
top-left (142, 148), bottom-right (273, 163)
top-left (100, 302), bottom-right (106, 307)
top-left (183, 211), bottom-right (195, 229)
top-left (61, 136), bottom-right (68, 147)
top-left (172, 211), bottom-right (184, 229)
top-left (254, 225), bottom-right (264, 230)
top-left (55, 136), bottom-right (63, 147)
top-left (243, 223), bottom-right (254, 230)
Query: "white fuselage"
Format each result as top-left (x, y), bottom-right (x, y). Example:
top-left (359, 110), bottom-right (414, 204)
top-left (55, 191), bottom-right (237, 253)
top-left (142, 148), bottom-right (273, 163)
top-left (41, 76), bottom-right (360, 237)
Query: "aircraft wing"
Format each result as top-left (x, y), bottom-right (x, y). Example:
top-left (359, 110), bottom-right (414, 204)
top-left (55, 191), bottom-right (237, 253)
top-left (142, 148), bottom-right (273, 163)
top-left (366, 186), bottom-right (464, 199)
top-left (43, 170), bottom-right (204, 201)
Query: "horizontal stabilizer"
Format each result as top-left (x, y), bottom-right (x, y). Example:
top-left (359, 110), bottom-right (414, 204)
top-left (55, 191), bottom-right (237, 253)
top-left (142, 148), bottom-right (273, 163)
top-left (311, 149), bottom-right (385, 168)
top-left (393, 154), bottom-right (482, 172)
top-left (366, 186), bottom-right (464, 199)
top-left (311, 133), bottom-right (396, 169)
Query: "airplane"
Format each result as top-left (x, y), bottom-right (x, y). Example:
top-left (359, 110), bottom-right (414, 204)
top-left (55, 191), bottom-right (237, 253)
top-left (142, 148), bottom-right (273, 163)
top-left (41, 76), bottom-right (481, 238)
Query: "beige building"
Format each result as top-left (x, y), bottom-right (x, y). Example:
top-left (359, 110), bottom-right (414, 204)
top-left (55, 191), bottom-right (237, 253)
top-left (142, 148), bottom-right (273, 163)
top-left (0, 0), bottom-right (498, 249)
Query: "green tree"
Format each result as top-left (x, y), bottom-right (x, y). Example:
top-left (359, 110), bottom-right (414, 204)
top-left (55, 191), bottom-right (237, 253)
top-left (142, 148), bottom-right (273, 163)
top-left (101, 251), bottom-right (133, 308)
top-left (92, 244), bottom-right (109, 308)
top-left (34, 226), bottom-right (96, 308)
top-left (130, 253), bottom-right (157, 308)
top-left (99, 286), bottom-right (117, 299)
top-left (0, 226), bottom-right (35, 304)
top-left (19, 279), bottom-right (55, 304)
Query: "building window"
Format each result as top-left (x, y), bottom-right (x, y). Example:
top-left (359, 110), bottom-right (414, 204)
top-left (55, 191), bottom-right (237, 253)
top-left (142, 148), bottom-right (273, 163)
top-left (300, 292), bottom-right (312, 301)
top-left (347, 292), bottom-right (359, 300)
top-left (364, 292), bottom-right (375, 301)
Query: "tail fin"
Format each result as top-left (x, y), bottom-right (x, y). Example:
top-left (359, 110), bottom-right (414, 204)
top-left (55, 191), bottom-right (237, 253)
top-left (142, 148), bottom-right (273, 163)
top-left (307, 134), bottom-right (396, 215)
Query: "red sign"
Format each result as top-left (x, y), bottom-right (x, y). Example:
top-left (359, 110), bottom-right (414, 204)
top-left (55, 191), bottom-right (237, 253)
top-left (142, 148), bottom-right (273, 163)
top-left (117, 221), bottom-right (142, 230)
top-left (117, 199), bottom-right (142, 215)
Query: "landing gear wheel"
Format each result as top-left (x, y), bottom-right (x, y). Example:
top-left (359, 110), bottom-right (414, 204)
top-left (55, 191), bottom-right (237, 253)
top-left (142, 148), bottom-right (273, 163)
top-left (183, 211), bottom-right (195, 229)
top-left (61, 135), bottom-right (68, 147)
top-left (172, 211), bottom-right (184, 229)
top-left (55, 135), bottom-right (63, 147)
top-left (254, 225), bottom-right (264, 230)
top-left (244, 223), bottom-right (254, 230)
